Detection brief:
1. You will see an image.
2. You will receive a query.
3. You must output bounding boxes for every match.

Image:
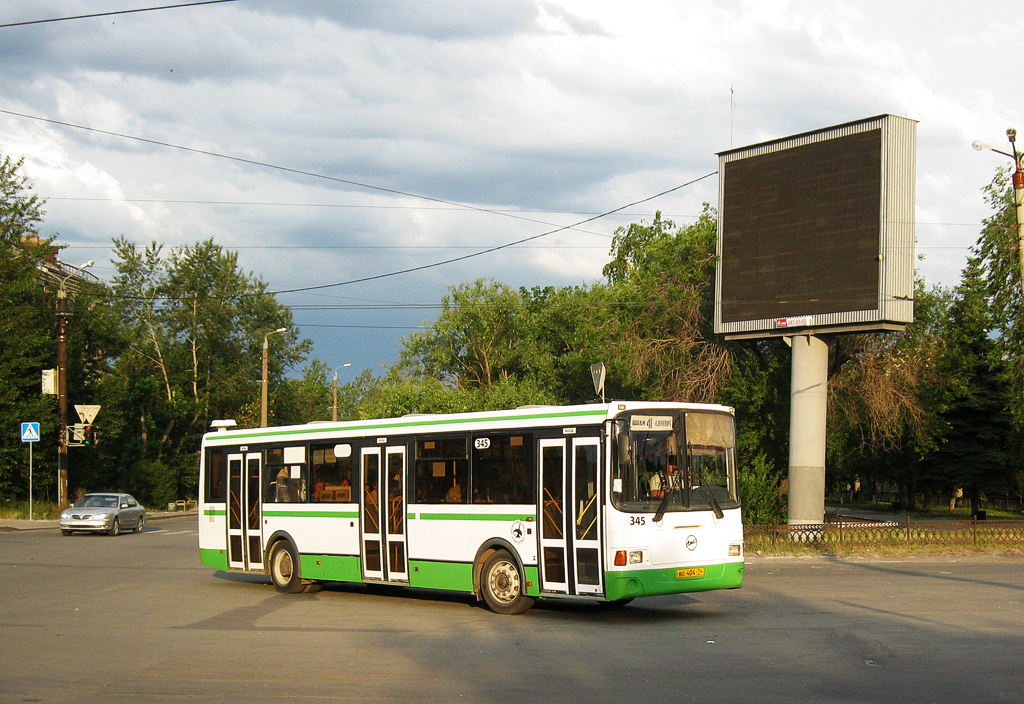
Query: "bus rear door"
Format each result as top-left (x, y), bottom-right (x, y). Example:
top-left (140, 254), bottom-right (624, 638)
top-left (226, 451), bottom-right (264, 571)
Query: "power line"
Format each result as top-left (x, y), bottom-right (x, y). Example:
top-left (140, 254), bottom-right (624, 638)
top-left (1, 108), bottom-right (714, 295)
top-left (0, 0), bottom-right (239, 29)
top-left (1, 108), bottom-right (623, 237)
top-left (268, 172), bottom-right (718, 295)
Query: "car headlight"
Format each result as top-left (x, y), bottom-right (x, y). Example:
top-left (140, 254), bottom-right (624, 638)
top-left (95, 513), bottom-right (110, 520)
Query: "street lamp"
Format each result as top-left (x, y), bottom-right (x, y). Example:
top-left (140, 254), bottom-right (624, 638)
top-left (260, 327), bottom-right (287, 427)
top-left (973, 128), bottom-right (1024, 298)
top-left (332, 363), bottom-right (351, 422)
top-left (56, 260), bottom-right (94, 507)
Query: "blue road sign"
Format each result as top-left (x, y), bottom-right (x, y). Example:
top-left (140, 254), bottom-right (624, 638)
top-left (21, 422), bottom-right (40, 443)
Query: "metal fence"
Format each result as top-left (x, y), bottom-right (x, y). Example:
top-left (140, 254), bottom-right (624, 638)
top-left (745, 519), bottom-right (1024, 552)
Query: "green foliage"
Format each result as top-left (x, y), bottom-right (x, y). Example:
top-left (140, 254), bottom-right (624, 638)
top-left (739, 452), bottom-right (787, 524)
top-left (275, 359), bottom-right (333, 425)
top-left (0, 153), bottom-right (58, 498)
top-left (94, 237), bottom-right (311, 503)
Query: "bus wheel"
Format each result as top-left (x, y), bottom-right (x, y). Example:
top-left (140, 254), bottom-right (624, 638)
top-left (269, 541), bottom-right (305, 593)
top-left (481, 550), bottom-right (535, 615)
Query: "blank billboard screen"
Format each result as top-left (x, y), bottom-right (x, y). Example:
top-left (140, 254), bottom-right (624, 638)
top-left (714, 115), bottom-right (915, 338)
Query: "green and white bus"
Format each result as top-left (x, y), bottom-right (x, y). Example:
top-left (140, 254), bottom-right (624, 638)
top-left (198, 401), bottom-right (744, 614)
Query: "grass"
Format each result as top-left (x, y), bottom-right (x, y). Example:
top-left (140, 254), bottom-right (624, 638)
top-left (0, 500), bottom-right (63, 520)
top-left (830, 499), bottom-right (1023, 521)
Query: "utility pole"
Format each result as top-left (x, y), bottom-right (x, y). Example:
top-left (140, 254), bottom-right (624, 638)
top-left (332, 364), bottom-right (351, 422)
top-left (55, 260), bottom-right (93, 507)
top-left (261, 327), bottom-right (286, 427)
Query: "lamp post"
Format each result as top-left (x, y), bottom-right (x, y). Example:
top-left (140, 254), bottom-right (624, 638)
top-left (56, 260), bottom-right (94, 507)
top-left (973, 128), bottom-right (1024, 298)
top-left (260, 327), bottom-right (287, 427)
top-left (332, 363), bottom-right (351, 422)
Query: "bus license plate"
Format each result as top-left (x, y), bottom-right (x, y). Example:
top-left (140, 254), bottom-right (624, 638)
top-left (676, 567), bottom-right (705, 579)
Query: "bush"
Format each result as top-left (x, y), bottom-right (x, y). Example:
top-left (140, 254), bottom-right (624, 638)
top-left (740, 452), bottom-right (787, 524)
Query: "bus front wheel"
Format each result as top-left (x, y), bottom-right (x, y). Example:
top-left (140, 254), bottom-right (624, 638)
top-left (269, 541), bottom-right (305, 594)
top-left (480, 550), bottom-right (535, 615)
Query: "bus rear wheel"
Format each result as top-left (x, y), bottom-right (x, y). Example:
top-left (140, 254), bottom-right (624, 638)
top-left (480, 549), bottom-right (535, 615)
top-left (269, 541), bottom-right (305, 594)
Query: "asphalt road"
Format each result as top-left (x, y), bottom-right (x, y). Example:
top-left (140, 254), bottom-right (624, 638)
top-left (1, 515), bottom-right (1022, 703)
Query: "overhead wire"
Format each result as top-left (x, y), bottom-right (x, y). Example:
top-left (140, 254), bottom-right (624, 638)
top-left (0, 0), bottom-right (239, 29)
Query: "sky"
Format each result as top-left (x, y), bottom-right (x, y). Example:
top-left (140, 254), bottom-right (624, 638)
top-left (2, 0), bottom-right (1022, 380)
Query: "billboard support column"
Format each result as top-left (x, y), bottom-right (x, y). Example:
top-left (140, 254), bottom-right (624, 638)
top-left (787, 334), bottom-right (829, 525)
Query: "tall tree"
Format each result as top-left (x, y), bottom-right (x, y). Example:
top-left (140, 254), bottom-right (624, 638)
top-left (603, 207), bottom-right (731, 403)
top-left (0, 153), bottom-right (55, 498)
top-left (103, 237), bottom-right (309, 504)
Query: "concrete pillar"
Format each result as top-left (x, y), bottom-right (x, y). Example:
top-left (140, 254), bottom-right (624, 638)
top-left (787, 334), bottom-right (829, 525)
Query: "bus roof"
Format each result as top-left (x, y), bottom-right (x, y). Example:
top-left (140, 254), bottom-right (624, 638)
top-left (201, 401), bottom-right (734, 446)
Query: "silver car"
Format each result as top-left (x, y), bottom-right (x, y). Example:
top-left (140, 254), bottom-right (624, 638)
top-left (59, 493), bottom-right (146, 536)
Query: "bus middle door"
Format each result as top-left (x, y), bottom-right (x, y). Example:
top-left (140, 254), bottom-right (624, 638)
top-left (360, 446), bottom-right (409, 583)
top-left (539, 437), bottom-right (603, 596)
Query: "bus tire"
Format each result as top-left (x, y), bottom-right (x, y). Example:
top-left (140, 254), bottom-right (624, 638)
top-left (480, 549), bottom-right (535, 615)
top-left (269, 541), bottom-right (305, 594)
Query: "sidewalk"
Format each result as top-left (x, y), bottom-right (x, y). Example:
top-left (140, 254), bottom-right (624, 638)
top-left (0, 510), bottom-right (196, 532)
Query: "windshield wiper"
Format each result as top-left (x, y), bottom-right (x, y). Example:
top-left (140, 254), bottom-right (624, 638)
top-left (653, 491), bottom-right (672, 523)
top-left (690, 465), bottom-right (725, 519)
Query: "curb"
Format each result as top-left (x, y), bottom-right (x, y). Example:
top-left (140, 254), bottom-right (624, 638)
top-left (0, 510), bottom-right (197, 532)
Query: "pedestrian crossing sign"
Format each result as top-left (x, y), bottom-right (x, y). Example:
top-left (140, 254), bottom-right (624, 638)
top-left (21, 422), bottom-right (40, 443)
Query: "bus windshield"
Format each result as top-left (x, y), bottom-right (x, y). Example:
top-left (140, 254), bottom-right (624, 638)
top-left (611, 410), bottom-right (739, 514)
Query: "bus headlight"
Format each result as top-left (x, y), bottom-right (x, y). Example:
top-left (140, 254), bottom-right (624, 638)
top-left (613, 550), bottom-right (646, 566)
top-left (729, 543), bottom-right (742, 557)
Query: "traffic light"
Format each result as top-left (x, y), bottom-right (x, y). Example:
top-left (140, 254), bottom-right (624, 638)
top-left (82, 424), bottom-right (93, 446)
top-left (93, 427), bottom-right (103, 446)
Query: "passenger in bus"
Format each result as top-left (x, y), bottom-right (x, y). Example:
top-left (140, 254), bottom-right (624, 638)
top-left (445, 480), bottom-right (462, 503)
top-left (275, 467), bottom-right (291, 502)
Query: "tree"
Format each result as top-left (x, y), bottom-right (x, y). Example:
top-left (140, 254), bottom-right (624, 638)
top-left (974, 167), bottom-right (1024, 430)
top-left (603, 207), bottom-right (731, 403)
top-left (0, 153), bottom-right (56, 499)
top-left (102, 237), bottom-right (309, 503)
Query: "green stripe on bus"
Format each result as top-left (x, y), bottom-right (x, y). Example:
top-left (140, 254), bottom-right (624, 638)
top-left (603, 561), bottom-right (744, 601)
top-left (205, 407), bottom-right (608, 440)
top-left (200, 548), bottom-right (230, 571)
top-left (299, 553), bottom-right (362, 582)
top-left (203, 508), bottom-right (226, 517)
top-left (263, 510), bottom-right (360, 518)
top-left (414, 512), bottom-right (536, 522)
top-left (408, 560), bottom-right (475, 592)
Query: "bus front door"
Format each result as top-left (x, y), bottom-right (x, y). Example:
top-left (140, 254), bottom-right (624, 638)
top-left (539, 438), bottom-right (603, 596)
top-left (227, 451), bottom-right (264, 571)
top-left (360, 446), bottom-right (409, 583)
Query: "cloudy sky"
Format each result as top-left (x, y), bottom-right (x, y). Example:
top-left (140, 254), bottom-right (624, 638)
top-left (2, 0), bottom-right (1021, 377)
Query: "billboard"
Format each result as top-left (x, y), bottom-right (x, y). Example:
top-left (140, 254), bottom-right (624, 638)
top-left (714, 115), bottom-right (916, 338)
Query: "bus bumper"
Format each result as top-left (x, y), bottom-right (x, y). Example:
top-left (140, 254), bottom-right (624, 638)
top-left (603, 561), bottom-right (744, 601)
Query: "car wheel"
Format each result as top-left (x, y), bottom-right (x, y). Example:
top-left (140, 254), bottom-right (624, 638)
top-left (480, 549), bottom-right (535, 615)
top-left (134, 515), bottom-right (145, 533)
top-left (61, 529), bottom-right (72, 536)
top-left (269, 541), bottom-right (305, 593)
top-left (108, 518), bottom-right (120, 536)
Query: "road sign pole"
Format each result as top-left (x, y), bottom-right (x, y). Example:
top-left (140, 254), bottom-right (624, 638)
top-left (28, 441), bottom-right (33, 522)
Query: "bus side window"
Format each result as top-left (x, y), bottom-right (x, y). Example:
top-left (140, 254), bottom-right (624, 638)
top-left (264, 463), bottom-right (307, 503)
top-left (471, 434), bottom-right (535, 504)
top-left (205, 449), bottom-right (226, 503)
top-left (414, 437), bottom-right (468, 504)
top-left (310, 443), bottom-right (354, 502)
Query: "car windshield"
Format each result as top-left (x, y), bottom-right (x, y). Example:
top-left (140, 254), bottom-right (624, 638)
top-left (76, 495), bottom-right (118, 508)
top-left (610, 410), bottom-right (740, 514)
